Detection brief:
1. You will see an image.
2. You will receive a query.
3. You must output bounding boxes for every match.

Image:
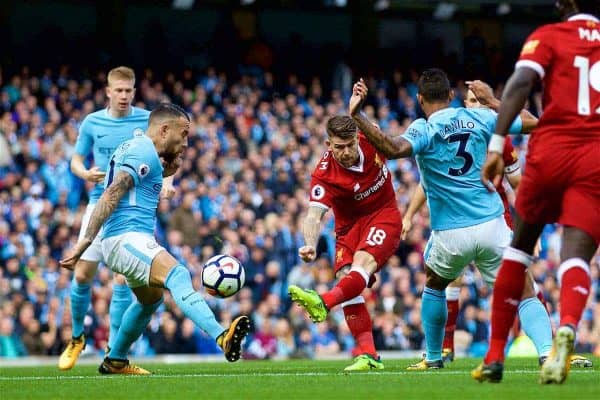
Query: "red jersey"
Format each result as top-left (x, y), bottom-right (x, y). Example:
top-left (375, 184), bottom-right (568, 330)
top-left (497, 139), bottom-right (520, 229)
top-left (309, 134), bottom-right (398, 234)
top-left (517, 14), bottom-right (600, 146)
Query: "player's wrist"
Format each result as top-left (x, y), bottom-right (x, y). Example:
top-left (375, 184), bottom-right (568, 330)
top-left (488, 134), bottom-right (505, 154)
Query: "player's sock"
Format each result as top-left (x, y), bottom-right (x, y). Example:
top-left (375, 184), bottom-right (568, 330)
top-left (558, 258), bottom-right (591, 328)
top-left (321, 267), bottom-right (368, 310)
top-left (422, 286), bottom-right (447, 361)
top-left (108, 298), bottom-right (163, 360)
top-left (443, 287), bottom-right (460, 351)
top-left (484, 247), bottom-right (533, 364)
top-left (342, 296), bottom-right (377, 357)
top-left (165, 264), bottom-right (225, 339)
top-left (70, 279), bottom-right (91, 338)
top-left (108, 283), bottom-right (133, 349)
top-left (518, 297), bottom-right (553, 357)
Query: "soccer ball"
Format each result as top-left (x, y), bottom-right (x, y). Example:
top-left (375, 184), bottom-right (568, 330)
top-left (201, 254), bottom-right (245, 298)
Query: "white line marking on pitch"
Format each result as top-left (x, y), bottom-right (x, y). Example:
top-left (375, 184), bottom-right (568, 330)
top-left (0, 370), bottom-right (596, 381)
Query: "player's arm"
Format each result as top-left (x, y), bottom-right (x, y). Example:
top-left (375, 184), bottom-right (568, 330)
top-left (349, 79), bottom-right (413, 159)
top-left (401, 184), bottom-right (427, 240)
top-left (72, 119), bottom-right (106, 183)
top-left (59, 172), bottom-right (134, 270)
top-left (299, 205), bottom-right (328, 262)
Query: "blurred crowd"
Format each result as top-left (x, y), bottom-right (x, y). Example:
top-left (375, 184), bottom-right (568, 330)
top-left (0, 65), bottom-right (599, 360)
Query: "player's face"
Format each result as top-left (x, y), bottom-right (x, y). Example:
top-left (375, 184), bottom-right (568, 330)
top-left (327, 135), bottom-right (359, 168)
top-left (163, 117), bottom-right (190, 159)
top-left (106, 79), bottom-right (135, 113)
top-left (464, 90), bottom-right (481, 108)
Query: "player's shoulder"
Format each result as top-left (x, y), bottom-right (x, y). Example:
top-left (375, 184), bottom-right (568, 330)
top-left (81, 109), bottom-right (106, 124)
top-left (131, 106), bottom-right (151, 119)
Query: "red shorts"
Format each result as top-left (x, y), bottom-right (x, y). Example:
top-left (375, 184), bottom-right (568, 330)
top-left (516, 141), bottom-right (600, 243)
top-left (334, 206), bottom-right (402, 280)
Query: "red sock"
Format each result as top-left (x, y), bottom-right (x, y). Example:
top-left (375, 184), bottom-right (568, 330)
top-left (485, 247), bottom-right (531, 364)
top-left (321, 270), bottom-right (368, 310)
top-left (443, 299), bottom-right (459, 350)
top-left (343, 302), bottom-right (377, 357)
top-left (558, 259), bottom-right (591, 328)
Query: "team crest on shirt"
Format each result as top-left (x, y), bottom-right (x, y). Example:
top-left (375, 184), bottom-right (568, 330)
top-left (374, 154), bottom-right (383, 168)
top-left (336, 248), bottom-right (344, 262)
top-left (137, 164), bottom-right (150, 178)
top-left (520, 40), bottom-right (539, 55)
top-left (311, 185), bottom-right (325, 200)
top-left (133, 128), bottom-right (145, 137)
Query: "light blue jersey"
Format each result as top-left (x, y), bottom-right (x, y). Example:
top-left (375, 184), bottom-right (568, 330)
top-left (101, 134), bottom-right (163, 239)
top-left (402, 107), bottom-right (522, 230)
top-left (74, 107), bottom-right (150, 203)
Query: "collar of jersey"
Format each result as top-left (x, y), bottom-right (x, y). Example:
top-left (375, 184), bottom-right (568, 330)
top-left (427, 107), bottom-right (451, 121)
top-left (104, 106), bottom-right (134, 119)
top-left (568, 13), bottom-right (599, 22)
top-left (342, 144), bottom-right (365, 173)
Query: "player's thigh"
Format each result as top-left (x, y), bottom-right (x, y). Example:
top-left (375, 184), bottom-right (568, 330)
top-left (424, 228), bottom-right (475, 282)
top-left (73, 259), bottom-right (99, 283)
top-left (356, 207), bottom-right (402, 273)
top-left (78, 203), bottom-right (104, 264)
top-left (101, 232), bottom-right (165, 289)
top-left (334, 234), bottom-right (356, 276)
top-left (475, 216), bottom-right (512, 286)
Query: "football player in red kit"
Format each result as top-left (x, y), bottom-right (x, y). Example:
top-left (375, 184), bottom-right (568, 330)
top-left (475, 0), bottom-right (600, 384)
top-left (289, 115), bottom-right (402, 372)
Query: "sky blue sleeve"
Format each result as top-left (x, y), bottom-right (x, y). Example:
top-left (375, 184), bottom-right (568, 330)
top-left (481, 109), bottom-right (522, 135)
top-left (74, 118), bottom-right (93, 157)
top-left (401, 119), bottom-right (429, 155)
top-left (118, 146), bottom-right (153, 186)
top-left (508, 115), bottom-right (523, 134)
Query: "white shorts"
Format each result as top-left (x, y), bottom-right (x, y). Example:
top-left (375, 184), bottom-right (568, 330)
top-left (101, 232), bottom-right (165, 288)
top-left (78, 203), bottom-right (104, 263)
top-left (423, 216), bottom-right (512, 286)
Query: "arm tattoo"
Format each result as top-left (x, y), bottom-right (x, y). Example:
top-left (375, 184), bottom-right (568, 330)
top-left (352, 113), bottom-right (412, 159)
top-left (303, 206), bottom-right (328, 248)
top-left (83, 171), bottom-right (134, 242)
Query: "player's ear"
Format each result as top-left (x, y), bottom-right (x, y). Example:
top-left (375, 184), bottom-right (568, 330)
top-left (417, 94), bottom-right (424, 109)
top-left (105, 86), bottom-right (111, 99)
top-left (325, 138), bottom-right (331, 149)
top-left (449, 89), bottom-right (455, 102)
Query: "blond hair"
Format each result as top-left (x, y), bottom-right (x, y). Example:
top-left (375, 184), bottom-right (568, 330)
top-left (107, 66), bottom-right (135, 86)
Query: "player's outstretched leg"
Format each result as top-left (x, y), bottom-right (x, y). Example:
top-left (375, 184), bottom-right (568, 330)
top-left (288, 285), bottom-right (329, 322)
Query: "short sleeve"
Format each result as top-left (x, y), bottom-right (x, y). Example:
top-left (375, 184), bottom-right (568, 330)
top-left (515, 26), bottom-right (553, 79)
top-left (118, 146), bottom-right (154, 186)
top-left (401, 119), bottom-right (429, 155)
top-left (74, 118), bottom-right (93, 157)
top-left (309, 176), bottom-right (332, 210)
top-left (481, 109), bottom-right (523, 135)
top-left (502, 139), bottom-right (520, 176)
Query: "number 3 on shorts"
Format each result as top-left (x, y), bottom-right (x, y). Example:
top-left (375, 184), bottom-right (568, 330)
top-left (366, 227), bottom-right (387, 246)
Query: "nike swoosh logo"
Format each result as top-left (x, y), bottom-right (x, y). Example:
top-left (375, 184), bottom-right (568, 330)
top-left (98, 134), bottom-right (108, 139)
top-left (182, 292), bottom-right (195, 301)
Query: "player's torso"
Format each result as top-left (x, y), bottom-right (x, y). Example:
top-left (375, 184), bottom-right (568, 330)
top-left (417, 108), bottom-right (504, 230)
top-left (536, 20), bottom-right (600, 143)
top-left (103, 136), bottom-right (162, 238)
top-left (312, 139), bottom-right (396, 229)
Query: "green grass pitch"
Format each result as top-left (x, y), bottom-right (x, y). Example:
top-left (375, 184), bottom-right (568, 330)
top-left (1, 357), bottom-right (598, 399)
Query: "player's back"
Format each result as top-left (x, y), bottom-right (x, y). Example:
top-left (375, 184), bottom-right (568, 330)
top-left (76, 107), bottom-right (150, 202)
top-left (408, 107), bottom-right (505, 230)
top-left (517, 15), bottom-right (600, 145)
top-left (102, 134), bottom-right (163, 239)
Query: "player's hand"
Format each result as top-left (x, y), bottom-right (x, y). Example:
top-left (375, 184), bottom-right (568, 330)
top-left (298, 246), bottom-right (317, 262)
top-left (401, 214), bottom-right (413, 240)
top-left (86, 167), bottom-right (106, 183)
top-left (59, 240), bottom-right (91, 270)
top-left (349, 78), bottom-right (368, 117)
top-left (481, 152), bottom-right (505, 192)
top-left (161, 156), bottom-right (182, 178)
top-left (466, 80), bottom-right (495, 107)
top-left (160, 184), bottom-right (176, 199)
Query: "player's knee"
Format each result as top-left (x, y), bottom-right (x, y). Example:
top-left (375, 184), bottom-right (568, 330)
top-left (73, 261), bottom-right (97, 283)
top-left (560, 226), bottom-right (597, 262)
top-left (353, 251), bottom-right (377, 274)
top-left (113, 273), bottom-right (127, 286)
top-left (424, 265), bottom-right (451, 291)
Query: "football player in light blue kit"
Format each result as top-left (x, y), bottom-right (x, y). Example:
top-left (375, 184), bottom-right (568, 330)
top-left (349, 69), bottom-right (543, 370)
top-left (60, 103), bottom-right (250, 374)
top-left (59, 67), bottom-right (175, 370)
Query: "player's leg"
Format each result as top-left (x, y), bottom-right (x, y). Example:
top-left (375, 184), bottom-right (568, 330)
top-left (540, 226), bottom-right (597, 384)
top-left (442, 277), bottom-right (461, 362)
top-left (99, 285), bottom-right (162, 375)
top-left (149, 250), bottom-right (250, 362)
top-left (107, 272), bottom-right (133, 351)
top-left (518, 273), bottom-right (553, 363)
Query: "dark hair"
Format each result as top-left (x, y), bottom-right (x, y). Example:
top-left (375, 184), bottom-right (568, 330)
top-left (576, 0), bottom-right (600, 14)
top-left (326, 115), bottom-right (357, 139)
top-left (417, 68), bottom-right (451, 103)
top-left (149, 102), bottom-right (190, 124)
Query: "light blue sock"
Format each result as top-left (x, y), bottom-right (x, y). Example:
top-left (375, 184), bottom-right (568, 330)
top-left (108, 283), bottom-right (133, 349)
top-left (70, 280), bottom-right (91, 338)
top-left (422, 286), bottom-right (447, 361)
top-left (518, 297), bottom-right (553, 357)
top-left (108, 298), bottom-right (163, 360)
top-left (164, 265), bottom-right (225, 339)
